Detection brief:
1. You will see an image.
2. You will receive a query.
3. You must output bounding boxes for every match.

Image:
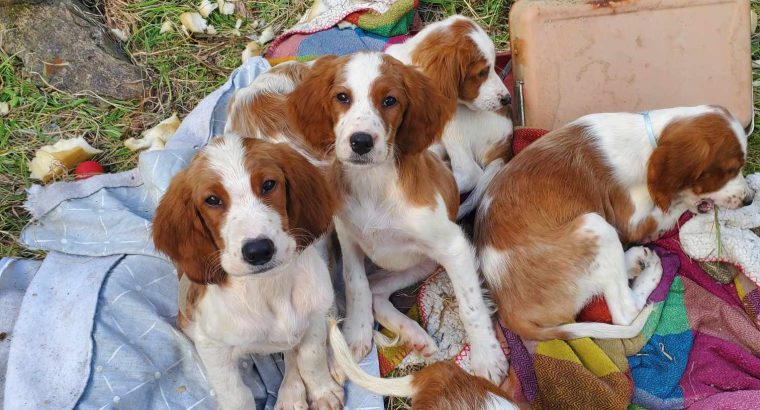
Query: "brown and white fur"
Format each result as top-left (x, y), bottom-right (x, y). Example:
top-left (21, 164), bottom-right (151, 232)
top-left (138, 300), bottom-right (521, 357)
top-left (152, 135), bottom-right (343, 409)
top-left (386, 15), bottom-right (513, 194)
top-left (328, 320), bottom-right (519, 410)
top-left (289, 52), bottom-right (509, 384)
top-left (224, 60), bottom-right (330, 166)
top-left (475, 105), bottom-right (752, 340)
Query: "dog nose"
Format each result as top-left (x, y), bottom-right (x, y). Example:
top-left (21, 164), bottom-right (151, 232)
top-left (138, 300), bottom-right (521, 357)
top-left (242, 238), bottom-right (275, 266)
top-left (742, 193), bottom-right (753, 207)
top-left (350, 132), bottom-right (374, 155)
top-left (500, 94), bottom-right (511, 106)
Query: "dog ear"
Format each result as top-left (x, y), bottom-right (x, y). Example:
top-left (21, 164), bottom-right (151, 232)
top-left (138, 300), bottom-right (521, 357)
top-left (395, 61), bottom-right (456, 156)
top-left (274, 144), bottom-right (338, 249)
top-left (647, 122), bottom-right (711, 212)
top-left (288, 55), bottom-right (341, 155)
top-left (152, 167), bottom-right (225, 284)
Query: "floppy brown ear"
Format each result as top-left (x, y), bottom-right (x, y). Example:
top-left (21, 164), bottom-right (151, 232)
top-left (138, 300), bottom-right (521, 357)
top-left (647, 122), bottom-right (711, 212)
top-left (152, 168), bottom-right (225, 284)
top-left (412, 45), bottom-right (465, 101)
top-left (288, 55), bottom-right (340, 155)
top-left (395, 63), bottom-right (456, 156)
top-left (275, 145), bottom-right (339, 249)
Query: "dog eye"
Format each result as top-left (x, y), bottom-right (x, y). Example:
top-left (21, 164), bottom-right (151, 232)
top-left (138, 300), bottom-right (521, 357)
top-left (261, 180), bottom-right (277, 194)
top-left (382, 96), bottom-right (397, 107)
top-left (479, 68), bottom-right (489, 78)
top-left (205, 195), bottom-right (222, 207)
top-left (336, 93), bottom-right (350, 104)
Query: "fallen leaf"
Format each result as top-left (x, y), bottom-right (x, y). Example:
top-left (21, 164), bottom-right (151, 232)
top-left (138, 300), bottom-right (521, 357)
top-left (124, 113), bottom-right (181, 152)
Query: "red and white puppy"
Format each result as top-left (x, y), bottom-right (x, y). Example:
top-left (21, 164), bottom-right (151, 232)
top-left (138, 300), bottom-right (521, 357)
top-left (289, 52), bottom-right (509, 383)
top-left (386, 15), bottom-right (513, 194)
top-left (475, 105), bottom-right (751, 340)
top-left (153, 135), bottom-right (342, 410)
top-left (224, 61), bottom-right (330, 165)
top-left (328, 320), bottom-right (518, 410)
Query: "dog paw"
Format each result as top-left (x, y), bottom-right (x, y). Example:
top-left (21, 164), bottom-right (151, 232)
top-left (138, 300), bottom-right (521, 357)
top-left (469, 340), bottom-right (508, 385)
top-left (625, 246), bottom-right (659, 279)
top-left (400, 325), bottom-right (438, 357)
top-left (307, 379), bottom-right (344, 410)
top-left (275, 376), bottom-right (308, 410)
top-left (341, 315), bottom-right (374, 362)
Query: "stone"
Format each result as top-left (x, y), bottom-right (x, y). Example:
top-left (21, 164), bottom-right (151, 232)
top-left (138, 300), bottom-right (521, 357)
top-left (0, 0), bottom-right (145, 101)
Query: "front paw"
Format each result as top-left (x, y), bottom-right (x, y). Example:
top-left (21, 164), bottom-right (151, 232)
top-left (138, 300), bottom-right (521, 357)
top-left (307, 379), bottom-right (345, 410)
top-left (469, 341), bottom-right (508, 385)
top-left (275, 378), bottom-right (308, 410)
top-left (341, 315), bottom-right (374, 361)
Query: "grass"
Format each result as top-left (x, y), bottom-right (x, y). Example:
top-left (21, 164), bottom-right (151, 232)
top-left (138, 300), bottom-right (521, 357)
top-left (0, 0), bottom-right (759, 260)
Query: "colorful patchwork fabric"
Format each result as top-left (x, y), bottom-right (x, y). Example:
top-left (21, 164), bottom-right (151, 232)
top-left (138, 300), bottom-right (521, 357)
top-left (265, 0), bottom-right (416, 64)
top-left (377, 127), bottom-right (760, 409)
top-left (344, 0), bottom-right (418, 37)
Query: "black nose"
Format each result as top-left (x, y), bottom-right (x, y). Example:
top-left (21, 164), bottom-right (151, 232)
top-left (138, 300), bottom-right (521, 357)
top-left (350, 132), bottom-right (374, 155)
top-left (241, 238), bottom-right (275, 266)
top-left (742, 194), bottom-right (754, 207)
top-left (500, 94), bottom-right (511, 106)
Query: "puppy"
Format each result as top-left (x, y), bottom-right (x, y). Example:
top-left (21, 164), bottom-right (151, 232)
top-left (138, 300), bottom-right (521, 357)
top-left (386, 15), bottom-right (513, 194)
top-left (475, 106), bottom-right (752, 340)
top-left (224, 60), bottom-right (329, 166)
top-left (328, 320), bottom-right (519, 410)
top-left (289, 52), bottom-right (509, 383)
top-left (153, 135), bottom-right (342, 409)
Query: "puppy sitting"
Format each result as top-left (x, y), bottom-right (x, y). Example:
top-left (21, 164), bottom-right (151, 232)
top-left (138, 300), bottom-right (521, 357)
top-left (153, 135), bottom-right (342, 410)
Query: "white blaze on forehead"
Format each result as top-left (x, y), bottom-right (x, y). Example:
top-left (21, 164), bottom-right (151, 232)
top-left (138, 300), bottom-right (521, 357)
top-left (344, 53), bottom-right (384, 111)
top-left (467, 23), bottom-right (496, 67)
top-left (204, 134), bottom-right (290, 275)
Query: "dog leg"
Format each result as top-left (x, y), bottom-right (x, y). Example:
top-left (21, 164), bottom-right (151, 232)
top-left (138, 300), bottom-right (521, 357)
top-left (296, 315), bottom-right (344, 410)
top-left (334, 220), bottom-right (374, 361)
top-left (195, 344), bottom-right (254, 410)
top-left (447, 143), bottom-right (483, 194)
top-left (369, 260), bottom-right (439, 356)
top-left (274, 351), bottom-right (308, 410)
top-left (426, 221), bottom-right (508, 384)
top-left (629, 247), bottom-right (663, 309)
top-left (581, 214), bottom-right (640, 326)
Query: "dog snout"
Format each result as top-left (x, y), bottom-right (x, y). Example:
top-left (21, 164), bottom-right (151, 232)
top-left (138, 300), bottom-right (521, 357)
top-left (349, 132), bottom-right (374, 155)
top-left (742, 191), bottom-right (754, 207)
top-left (499, 94), bottom-right (511, 106)
top-left (242, 238), bottom-right (275, 266)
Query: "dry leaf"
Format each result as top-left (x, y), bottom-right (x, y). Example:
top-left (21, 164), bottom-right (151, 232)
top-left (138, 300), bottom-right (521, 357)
top-left (124, 113), bottom-right (180, 152)
top-left (0, 102), bottom-right (9, 116)
top-left (257, 26), bottom-right (275, 44)
top-left (242, 41), bottom-right (263, 62)
top-left (206, 24), bottom-right (217, 35)
top-left (110, 28), bottom-right (129, 42)
top-left (29, 137), bottom-right (102, 182)
top-left (218, 0), bottom-right (235, 15)
top-left (180, 12), bottom-right (208, 34)
top-left (198, 0), bottom-right (217, 18)
top-left (160, 19), bottom-right (173, 34)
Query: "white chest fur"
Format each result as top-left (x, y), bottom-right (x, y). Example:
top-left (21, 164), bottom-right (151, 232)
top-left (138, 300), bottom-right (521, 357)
top-left (187, 246), bottom-right (333, 354)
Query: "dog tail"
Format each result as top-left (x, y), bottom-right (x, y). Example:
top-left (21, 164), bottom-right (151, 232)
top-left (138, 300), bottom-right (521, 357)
top-left (457, 158), bottom-right (504, 220)
top-left (507, 304), bottom-right (654, 340)
top-left (328, 319), bottom-right (416, 398)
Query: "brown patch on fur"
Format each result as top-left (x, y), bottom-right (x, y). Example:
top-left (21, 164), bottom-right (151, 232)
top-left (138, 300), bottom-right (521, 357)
top-left (287, 55), bottom-right (347, 155)
top-left (409, 19), bottom-right (490, 104)
top-left (243, 139), bottom-right (338, 248)
top-left (410, 361), bottom-right (515, 409)
top-left (398, 152), bottom-right (459, 220)
top-left (176, 280), bottom-right (206, 329)
top-left (153, 157), bottom-right (228, 285)
top-left (647, 113), bottom-right (745, 212)
top-left (378, 55), bottom-right (456, 156)
top-left (474, 125), bottom-right (658, 340)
